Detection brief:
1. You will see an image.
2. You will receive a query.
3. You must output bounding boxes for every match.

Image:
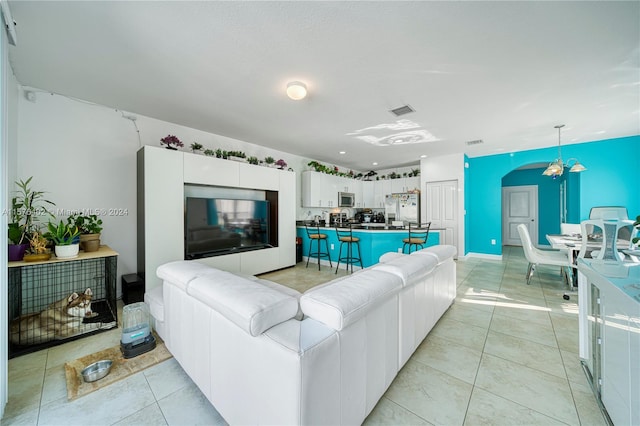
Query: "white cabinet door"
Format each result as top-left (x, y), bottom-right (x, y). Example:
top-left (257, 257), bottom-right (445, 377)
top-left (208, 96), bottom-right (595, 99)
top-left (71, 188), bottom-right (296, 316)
top-left (302, 171), bottom-right (338, 207)
top-left (184, 152), bottom-right (239, 187)
top-left (405, 176), bottom-right (419, 192)
top-left (362, 181), bottom-right (375, 208)
top-left (350, 180), bottom-right (364, 207)
top-left (391, 178), bottom-right (406, 193)
top-left (238, 162), bottom-right (279, 190)
top-left (374, 180), bottom-right (392, 208)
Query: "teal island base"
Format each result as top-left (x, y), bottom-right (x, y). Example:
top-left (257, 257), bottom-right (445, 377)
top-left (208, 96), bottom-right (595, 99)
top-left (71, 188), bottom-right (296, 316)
top-left (296, 225), bottom-right (440, 269)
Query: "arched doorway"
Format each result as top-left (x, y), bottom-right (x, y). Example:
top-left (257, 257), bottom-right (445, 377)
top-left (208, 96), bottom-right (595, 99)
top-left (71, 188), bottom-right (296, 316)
top-left (501, 163), bottom-right (580, 248)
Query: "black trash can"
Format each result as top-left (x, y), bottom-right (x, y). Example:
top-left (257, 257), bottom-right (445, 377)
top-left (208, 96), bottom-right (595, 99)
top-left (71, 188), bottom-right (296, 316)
top-left (296, 237), bottom-right (303, 263)
top-left (122, 273), bottom-right (145, 305)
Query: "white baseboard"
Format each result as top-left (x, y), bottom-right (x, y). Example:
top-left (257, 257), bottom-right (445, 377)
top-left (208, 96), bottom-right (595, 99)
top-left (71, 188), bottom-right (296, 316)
top-left (464, 252), bottom-right (504, 261)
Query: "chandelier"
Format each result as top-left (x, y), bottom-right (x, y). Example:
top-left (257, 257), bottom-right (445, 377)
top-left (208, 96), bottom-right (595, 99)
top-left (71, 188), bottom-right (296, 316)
top-left (542, 124), bottom-right (587, 178)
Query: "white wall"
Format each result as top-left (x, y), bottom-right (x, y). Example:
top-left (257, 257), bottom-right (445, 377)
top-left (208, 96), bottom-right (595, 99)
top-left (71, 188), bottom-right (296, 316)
top-left (421, 153), bottom-right (466, 256)
top-left (14, 87), bottom-right (316, 295)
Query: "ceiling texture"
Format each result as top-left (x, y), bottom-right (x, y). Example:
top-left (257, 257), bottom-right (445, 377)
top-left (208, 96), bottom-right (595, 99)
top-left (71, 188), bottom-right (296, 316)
top-left (6, 1), bottom-right (640, 171)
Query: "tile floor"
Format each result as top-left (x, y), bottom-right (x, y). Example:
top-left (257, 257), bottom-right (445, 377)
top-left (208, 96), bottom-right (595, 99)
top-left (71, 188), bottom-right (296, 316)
top-left (1, 247), bottom-right (607, 425)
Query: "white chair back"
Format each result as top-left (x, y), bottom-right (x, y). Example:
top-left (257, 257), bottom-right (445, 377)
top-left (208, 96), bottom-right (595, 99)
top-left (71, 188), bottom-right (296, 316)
top-left (579, 219), bottom-right (634, 261)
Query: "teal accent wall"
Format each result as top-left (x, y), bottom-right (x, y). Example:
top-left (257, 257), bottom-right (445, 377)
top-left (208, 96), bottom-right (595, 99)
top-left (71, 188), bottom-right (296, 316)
top-left (466, 135), bottom-right (640, 256)
top-left (502, 168), bottom-right (564, 245)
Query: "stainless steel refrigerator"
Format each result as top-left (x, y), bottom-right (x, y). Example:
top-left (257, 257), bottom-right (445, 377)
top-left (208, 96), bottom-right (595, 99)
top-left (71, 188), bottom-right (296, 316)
top-left (384, 193), bottom-right (420, 224)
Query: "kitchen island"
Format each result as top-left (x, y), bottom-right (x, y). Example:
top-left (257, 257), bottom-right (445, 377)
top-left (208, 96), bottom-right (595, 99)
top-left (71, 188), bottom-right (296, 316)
top-left (296, 224), bottom-right (441, 268)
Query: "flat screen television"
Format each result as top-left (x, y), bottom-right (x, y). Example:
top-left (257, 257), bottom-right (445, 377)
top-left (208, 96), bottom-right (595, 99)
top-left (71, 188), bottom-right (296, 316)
top-left (185, 197), bottom-right (270, 259)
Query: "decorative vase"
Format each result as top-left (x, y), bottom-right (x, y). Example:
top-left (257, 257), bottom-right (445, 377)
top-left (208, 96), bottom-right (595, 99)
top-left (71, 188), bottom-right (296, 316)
top-left (55, 243), bottom-right (80, 259)
top-left (8, 244), bottom-right (28, 261)
top-left (80, 233), bottom-right (101, 252)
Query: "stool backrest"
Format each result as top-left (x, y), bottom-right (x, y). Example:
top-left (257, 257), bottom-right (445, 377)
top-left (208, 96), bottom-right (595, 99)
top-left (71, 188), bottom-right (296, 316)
top-left (305, 223), bottom-right (324, 238)
top-left (407, 222), bottom-right (431, 241)
top-left (335, 224), bottom-right (354, 239)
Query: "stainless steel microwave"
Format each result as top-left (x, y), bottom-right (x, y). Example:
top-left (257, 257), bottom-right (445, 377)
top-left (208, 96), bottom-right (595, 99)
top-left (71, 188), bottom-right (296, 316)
top-left (338, 192), bottom-right (355, 207)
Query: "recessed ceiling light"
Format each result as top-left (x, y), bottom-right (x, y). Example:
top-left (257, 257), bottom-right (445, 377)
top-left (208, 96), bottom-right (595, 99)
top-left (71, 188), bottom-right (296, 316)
top-left (372, 162), bottom-right (378, 166)
top-left (420, 154), bottom-right (427, 158)
top-left (286, 81), bottom-right (307, 100)
top-left (339, 151), bottom-right (346, 155)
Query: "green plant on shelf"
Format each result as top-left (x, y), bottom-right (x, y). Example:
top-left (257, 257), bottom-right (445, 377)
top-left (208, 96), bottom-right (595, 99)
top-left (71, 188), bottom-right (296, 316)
top-left (46, 221), bottom-right (80, 246)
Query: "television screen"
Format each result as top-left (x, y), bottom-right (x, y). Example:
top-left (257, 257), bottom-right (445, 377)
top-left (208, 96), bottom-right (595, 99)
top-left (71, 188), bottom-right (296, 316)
top-left (185, 197), bottom-right (270, 259)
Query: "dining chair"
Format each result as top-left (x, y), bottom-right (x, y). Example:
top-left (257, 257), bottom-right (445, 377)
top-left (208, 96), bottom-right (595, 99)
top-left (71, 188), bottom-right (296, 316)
top-left (578, 219), bottom-right (635, 262)
top-left (517, 224), bottom-right (573, 286)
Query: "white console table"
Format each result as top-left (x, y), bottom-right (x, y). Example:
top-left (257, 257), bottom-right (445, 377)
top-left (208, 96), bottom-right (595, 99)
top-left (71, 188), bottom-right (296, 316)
top-left (577, 258), bottom-right (640, 425)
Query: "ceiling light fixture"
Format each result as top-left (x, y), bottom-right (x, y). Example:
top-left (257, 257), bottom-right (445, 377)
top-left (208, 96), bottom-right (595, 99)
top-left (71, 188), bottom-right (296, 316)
top-left (542, 125), bottom-right (587, 178)
top-left (286, 81), bottom-right (307, 100)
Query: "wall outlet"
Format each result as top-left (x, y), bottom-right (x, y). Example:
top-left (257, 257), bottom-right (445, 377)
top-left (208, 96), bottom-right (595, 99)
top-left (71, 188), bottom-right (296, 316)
top-left (331, 244), bottom-right (334, 250)
top-left (491, 239), bottom-right (496, 245)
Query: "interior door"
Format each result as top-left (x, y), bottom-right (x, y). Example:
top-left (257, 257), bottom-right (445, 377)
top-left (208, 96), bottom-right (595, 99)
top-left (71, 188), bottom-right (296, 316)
top-left (425, 180), bottom-right (458, 255)
top-left (502, 185), bottom-right (538, 246)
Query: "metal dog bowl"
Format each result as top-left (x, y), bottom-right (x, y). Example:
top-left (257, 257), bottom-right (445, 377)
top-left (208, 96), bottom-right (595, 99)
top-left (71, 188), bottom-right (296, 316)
top-left (81, 360), bottom-right (113, 383)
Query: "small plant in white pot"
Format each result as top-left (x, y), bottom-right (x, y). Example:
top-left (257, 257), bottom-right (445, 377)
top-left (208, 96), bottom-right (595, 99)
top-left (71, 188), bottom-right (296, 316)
top-left (47, 221), bottom-right (81, 259)
top-left (67, 213), bottom-right (103, 252)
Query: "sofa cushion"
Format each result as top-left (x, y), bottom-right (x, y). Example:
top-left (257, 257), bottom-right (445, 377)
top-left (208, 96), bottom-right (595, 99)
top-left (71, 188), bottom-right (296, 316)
top-left (187, 270), bottom-right (299, 336)
top-left (411, 245), bottom-right (457, 264)
top-left (252, 278), bottom-right (303, 320)
top-left (379, 252), bottom-right (406, 263)
top-left (372, 255), bottom-right (438, 287)
top-left (156, 260), bottom-right (217, 291)
top-left (300, 269), bottom-right (402, 331)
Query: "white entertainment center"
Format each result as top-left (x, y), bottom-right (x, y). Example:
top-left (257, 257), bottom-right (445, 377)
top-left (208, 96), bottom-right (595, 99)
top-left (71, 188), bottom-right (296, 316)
top-left (137, 146), bottom-right (296, 292)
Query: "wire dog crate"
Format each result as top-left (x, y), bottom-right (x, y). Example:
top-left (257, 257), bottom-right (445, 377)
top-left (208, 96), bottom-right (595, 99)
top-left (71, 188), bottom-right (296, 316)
top-left (8, 246), bottom-right (118, 358)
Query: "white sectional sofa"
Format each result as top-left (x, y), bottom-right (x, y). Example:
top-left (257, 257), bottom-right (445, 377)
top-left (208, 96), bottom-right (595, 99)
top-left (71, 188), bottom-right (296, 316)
top-left (145, 245), bottom-right (457, 425)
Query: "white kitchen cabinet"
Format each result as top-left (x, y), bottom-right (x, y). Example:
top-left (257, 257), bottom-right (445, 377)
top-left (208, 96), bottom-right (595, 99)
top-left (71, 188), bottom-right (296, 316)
top-left (390, 176), bottom-right (420, 193)
top-left (362, 181), bottom-right (375, 208)
top-left (302, 171), bottom-right (338, 207)
top-left (577, 259), bottom-right (640, 426)
top-left (350, 180), bottom-right (364, 207)
top-left (374, 180), bottom-right (392, 208)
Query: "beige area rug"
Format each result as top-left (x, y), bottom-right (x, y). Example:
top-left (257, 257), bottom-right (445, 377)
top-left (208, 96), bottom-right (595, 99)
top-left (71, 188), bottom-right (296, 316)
top-left (64, 338), bottom-right (172, 401)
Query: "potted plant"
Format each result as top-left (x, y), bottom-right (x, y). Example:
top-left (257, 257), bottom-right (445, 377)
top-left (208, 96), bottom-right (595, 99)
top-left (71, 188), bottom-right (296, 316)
top-left (23, 230), bottom-right (51, 262)
top-left (265, 156), bottom-right (275, 167)
top-left (67, 213), bottom-right (103, 252)
top-left (275, 159), bottom-right (287, 170)
top-left (633, 215), bottom-right (640, 249)
top-left (247, 156), bottom-right (259, 165)
top-left (203, 149), bottom-right (215, 156)
top-left (8, 177), bottom-right (56, 261)
top-left (190, 142), bottom-right (203, 153)
top-left (160, 134), bottom-right (184, 150)
top-left (47, 221), bottom-right (81, 259)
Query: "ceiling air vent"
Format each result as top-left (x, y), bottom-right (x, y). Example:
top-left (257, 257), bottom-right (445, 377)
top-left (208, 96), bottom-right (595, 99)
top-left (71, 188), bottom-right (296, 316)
top-left (389, 105), bottom-right (415, 117)
top-left (466, 139), bottom-right (484, 146)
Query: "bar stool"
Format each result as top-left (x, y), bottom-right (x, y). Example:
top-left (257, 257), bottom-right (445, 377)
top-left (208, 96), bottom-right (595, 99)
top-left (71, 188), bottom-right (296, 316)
top-left (305, 223), bottom-right (332, 271)
top-left (402, 222), bottom-right (431, 253)
top-left (335, 224), bottom-right (362, 274)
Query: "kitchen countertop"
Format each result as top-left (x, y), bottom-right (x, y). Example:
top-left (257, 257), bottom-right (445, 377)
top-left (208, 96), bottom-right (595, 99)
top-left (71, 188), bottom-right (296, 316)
top-left (578, 258), bottom-right (640, 303)
top-left (296, 223), bottom-right (445, 231)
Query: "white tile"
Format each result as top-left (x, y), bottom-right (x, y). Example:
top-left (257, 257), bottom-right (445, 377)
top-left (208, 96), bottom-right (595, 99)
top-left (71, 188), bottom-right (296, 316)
top-left (384, 359), bottom-right (473, 426)
top-left (158, 382), bottom-right (227, 426)
top-left (38, 372), bottom-right (156, 425)
top-left (364, 397), bottom-right (432, 425)
top-left (490, 313), bottom-right (558, 348)
top-left (144, 358), bottom-right (194, 400)
top-left (413, 334), bottom-right (483, 384)
top-left (464, 387), bottom-right (566, 425)
top-left (483, 331), bottom-right (566, 379)
top-left (475, 354), bottom-right (579, 424)
top-left (113, 402), bottom-right (169, 426)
